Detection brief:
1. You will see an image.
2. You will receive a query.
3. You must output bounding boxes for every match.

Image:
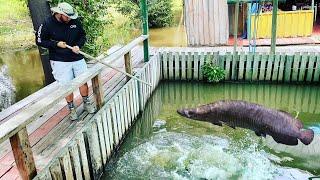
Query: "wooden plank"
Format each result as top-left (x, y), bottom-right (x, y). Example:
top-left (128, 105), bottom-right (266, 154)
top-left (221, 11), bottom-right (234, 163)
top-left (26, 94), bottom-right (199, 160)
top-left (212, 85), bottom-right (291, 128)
top-left (265, 54), bottom-right (274, 81)
top-left (259, 54), bottom-right (268, 81)
top-left (96, 114), bottom-right (107, 165)
top-left (306, 53), bottom-right (316, 82)
top-left (187, 52), bottom-right (193, 80)
top-left (76, 133), bottom-right (90, 180)
top-left (278, 54), bottom-right (286, 82)
top-left (225, 53), bottom-right (232, 80)
top-left (181, 52), bottom-right (186, 80)
top-left (231, 53), bottom-right (238, 80)
top-left (124, 51), bottom-right (132, 81)
top-left (105, 107), bottom-right (114, 154)
top-left (168, 52), bottom-right (174, 80)
top-left (68, 142), bottom-right (83, 180)
top-left (285, 55), bottom-right (294, 82)
top-left (199, 52), bottom-right (205, 80)
top-left (59, 150), bottom-right (74, 180)
top-left (33, 169), bottom-right (52, 180)
top-left (291, 53), bottom-right (301, 82)
top-left (129, 83), bottom-right (136, 122)
top-left (162, 51), bottom-right (168, 79)
top-left (92, 73), bottom-right (104, 110)
top-left (9, 128), bottom-right (36, 180)
top-left (313, 55), bottom-right (320, 82)
top-left (115, 97), bottom-right (124, 140)
top-left (85, 122), bottom-right (103, 179)
top-left (238, 52), bottom-right (245, 80)
top-left (122, 90), bottom-right (129, 131)
top-left (272, 53), bottom-right (280, 81)
top-left (174, 52), bottom-right (180, 80)
top-left (193, 52), bottom-right (199, 80)
top-left (49, 160), bottom-right (63, 180)
top-left (110, 103), bottom-right (119, 145)
top-left (252, 54), bottom-right (260, 81)
top-left (245, 53), bottom-right (253, 81)
top-left (299, 53), bottom-right (308, 82)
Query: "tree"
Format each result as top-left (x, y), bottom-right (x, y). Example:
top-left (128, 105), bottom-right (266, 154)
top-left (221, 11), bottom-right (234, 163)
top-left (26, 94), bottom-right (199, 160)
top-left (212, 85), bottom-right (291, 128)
top-left (113, 0), bottom-right (173, 28)
top-left (27, 0), bottom-right (55, 85)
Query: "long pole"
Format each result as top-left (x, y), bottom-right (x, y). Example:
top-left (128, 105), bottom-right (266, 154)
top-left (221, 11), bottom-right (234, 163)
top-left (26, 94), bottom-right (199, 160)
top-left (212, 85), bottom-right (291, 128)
top-left (140, 0), bottom-right (150, 62)
top-left (66, 45), bottom-right (152, 87)
top-left (271, 0), bottom-right (278, 55)
top-left (233, 1), bottom-right (240, 54)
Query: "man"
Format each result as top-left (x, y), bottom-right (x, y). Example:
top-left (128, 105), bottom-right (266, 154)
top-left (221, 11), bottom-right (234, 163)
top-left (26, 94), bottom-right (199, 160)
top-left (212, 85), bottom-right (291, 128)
top-left (36, 2), bottom-right (95, 121)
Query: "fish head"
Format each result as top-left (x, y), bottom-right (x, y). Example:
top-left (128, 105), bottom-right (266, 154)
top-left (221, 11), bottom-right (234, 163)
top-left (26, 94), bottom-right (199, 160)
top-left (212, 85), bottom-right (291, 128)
top-left (177, 107), bottom-right (208, 121)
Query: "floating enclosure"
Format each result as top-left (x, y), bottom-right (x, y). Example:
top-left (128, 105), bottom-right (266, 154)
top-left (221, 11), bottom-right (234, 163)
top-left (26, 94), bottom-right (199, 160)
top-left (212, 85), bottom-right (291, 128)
top-left (34, 49), bottom-right (320, 179)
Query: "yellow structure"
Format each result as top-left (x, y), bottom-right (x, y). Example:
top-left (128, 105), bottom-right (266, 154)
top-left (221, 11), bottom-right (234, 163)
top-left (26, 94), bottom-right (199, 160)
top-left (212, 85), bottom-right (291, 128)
top-left (250, 10), bottom-right (314, 38)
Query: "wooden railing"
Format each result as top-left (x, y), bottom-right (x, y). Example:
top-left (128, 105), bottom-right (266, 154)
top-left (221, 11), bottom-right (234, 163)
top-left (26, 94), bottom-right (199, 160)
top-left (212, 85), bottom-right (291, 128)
top-left (159, 50), bottom-right (320, 83)
top-left (0, 35), bottom-right (148, 179)
top-left (33, 46), bottom-right (160, 180)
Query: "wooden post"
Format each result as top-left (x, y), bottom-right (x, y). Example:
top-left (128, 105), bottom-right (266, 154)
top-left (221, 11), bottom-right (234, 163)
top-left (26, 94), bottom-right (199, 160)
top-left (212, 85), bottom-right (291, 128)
top-left (233, 0), bottom-right (239, 55)
top-left (140, 0), bottom-right (150, 62)
top-left (9, 128), bottom-right (37, 180)
top-left (124, 51), bottom-right (132, 81)
top-left (271, 0), bottom-right (279, 55)
top-left (92, 74), bottom-right (104, 109)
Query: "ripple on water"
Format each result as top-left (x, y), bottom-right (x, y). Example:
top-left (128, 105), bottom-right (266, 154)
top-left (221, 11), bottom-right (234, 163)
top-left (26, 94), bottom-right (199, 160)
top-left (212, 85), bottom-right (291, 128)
top-left (106, 132), bottom-right (313, 180)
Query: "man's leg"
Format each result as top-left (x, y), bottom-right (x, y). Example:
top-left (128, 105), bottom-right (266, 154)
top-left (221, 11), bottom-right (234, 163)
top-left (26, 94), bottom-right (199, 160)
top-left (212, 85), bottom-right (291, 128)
top-left (79, 83), bottom-right (89, 97)
top-left (50, 60), bottom-right (78, 120)
top-left (73, 59), bottom-right (96, 113)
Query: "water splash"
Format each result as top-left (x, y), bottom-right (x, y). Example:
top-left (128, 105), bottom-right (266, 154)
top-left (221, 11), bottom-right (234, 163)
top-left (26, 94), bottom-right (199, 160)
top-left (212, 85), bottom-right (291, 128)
top-left (106, 132), bottom-right (313, 179)
top-left (0, 65), bottom-right (15, 112)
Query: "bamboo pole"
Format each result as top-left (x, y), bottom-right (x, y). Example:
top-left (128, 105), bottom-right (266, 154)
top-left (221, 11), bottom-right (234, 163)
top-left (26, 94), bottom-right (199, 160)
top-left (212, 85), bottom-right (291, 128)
top-left (66, 45), bottom-right (152, 87)
top-left (271, 0), bottom-right (278, 55)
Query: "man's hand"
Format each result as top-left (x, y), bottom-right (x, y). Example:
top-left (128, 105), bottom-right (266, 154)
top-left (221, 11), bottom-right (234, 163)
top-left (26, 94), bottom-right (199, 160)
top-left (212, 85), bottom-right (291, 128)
top-left (72, 46), bottom-right (80, 54)
top-left (57, 41), bottom-right (67, 48)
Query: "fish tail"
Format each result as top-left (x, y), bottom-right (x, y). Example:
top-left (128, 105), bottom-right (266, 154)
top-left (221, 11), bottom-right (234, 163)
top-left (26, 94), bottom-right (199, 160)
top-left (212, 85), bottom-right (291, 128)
top-left (299, 129), bottom-right (314, 145)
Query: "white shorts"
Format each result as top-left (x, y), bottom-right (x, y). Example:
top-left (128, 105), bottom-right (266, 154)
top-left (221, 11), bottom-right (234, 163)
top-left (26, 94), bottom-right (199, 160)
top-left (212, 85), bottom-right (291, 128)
top-left (50, 59), bottom-right (87, 85)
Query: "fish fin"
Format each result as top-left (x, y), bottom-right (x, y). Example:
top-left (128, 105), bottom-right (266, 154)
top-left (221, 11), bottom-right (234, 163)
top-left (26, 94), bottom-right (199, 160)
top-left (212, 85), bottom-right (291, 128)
top-left (278, 110), bottom-right (292, 116)
top-left (211, 121), bottom-right (223, 126)
top-left (254, 131), bottom-right (266, 137)
top-left (299, 129), bottom-right (314, 145)
top-left (271, 135), bottom-right (298, 146)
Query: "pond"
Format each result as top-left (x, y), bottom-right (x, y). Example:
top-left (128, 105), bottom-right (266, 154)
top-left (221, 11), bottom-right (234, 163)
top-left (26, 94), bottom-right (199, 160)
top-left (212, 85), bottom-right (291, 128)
top-left (0, 49), bottom-right (44, 102)
top-left (0, 24), bottom-right (187, 109)
top-left (102, 82), bottom-right (320, 179)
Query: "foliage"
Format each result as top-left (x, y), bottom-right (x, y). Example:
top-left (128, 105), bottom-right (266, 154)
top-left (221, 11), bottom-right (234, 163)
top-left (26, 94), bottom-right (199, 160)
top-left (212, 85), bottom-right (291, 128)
top-left (112, 0), bottom-right (173, 28)
top-left (201, 62), bottom-right (225, 83)
top-left (49, 0), bottom-right (112, 56)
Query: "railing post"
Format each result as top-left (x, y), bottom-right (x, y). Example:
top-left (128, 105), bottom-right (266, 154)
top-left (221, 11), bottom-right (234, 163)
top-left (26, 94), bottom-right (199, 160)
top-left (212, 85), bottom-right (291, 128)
top-left (9, 128), bottom-right (37, 180)
top-left (271, 0), bottom-right (278, 55)
top-left (124, 51), bottom-right (132, 81)
top-left (92, 74), bottom-right (104, 110)
top-left (140, 0), bottom-right (150, 62)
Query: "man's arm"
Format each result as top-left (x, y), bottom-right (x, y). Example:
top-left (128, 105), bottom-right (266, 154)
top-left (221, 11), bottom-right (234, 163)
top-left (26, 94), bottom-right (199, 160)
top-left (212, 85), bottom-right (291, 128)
top-left (35, 22), bottom-right (58, 49)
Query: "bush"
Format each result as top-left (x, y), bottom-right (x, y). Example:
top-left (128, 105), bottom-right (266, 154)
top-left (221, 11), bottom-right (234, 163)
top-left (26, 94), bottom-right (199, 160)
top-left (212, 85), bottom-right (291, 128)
top-left (148, 0), bottom-right (173, 27)
top-left (113, 0), bottom-right (173, 28)
top-left (202, 62), bottom-right (225, 83)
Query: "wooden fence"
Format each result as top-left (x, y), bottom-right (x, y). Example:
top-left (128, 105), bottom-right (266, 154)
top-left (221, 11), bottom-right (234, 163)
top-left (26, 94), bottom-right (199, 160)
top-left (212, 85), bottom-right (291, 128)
top-left (159, 51), bottom-right (320, 83)
top-left (33, 51), bottom-right (161, 179)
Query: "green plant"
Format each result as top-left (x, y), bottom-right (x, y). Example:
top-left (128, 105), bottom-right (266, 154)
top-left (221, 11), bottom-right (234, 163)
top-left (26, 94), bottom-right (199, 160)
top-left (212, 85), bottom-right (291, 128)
top-left (112, 0), bottom-right (173, 28)
top-left (201, 62), bottom-right (225, 83)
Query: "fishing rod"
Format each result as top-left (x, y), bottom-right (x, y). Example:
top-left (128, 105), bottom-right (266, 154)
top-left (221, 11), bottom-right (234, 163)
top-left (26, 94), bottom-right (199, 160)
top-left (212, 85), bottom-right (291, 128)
top-left (66, 45), bottom-right (152, 87)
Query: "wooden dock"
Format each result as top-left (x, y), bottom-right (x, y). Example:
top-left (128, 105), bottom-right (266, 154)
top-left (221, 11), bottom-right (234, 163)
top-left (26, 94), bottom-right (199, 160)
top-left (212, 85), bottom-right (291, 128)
top-left (0, 36), bottom-right (157, 179)
top-left (1, 42), bottom-right (320, 179)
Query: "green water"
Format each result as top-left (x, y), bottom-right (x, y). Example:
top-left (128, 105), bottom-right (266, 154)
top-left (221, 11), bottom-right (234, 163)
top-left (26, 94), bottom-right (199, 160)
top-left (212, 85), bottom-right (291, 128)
top-left (0, 49), bottom-right (44, 102)
top-left (103, 82), bottom-right (320, 179)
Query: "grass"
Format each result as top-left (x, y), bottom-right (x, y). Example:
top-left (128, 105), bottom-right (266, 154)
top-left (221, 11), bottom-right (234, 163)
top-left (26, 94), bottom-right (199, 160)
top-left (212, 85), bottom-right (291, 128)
top-left (0, 0), bottom-right (184, 53)
top-left (0, 0), bottom-right (35, 53)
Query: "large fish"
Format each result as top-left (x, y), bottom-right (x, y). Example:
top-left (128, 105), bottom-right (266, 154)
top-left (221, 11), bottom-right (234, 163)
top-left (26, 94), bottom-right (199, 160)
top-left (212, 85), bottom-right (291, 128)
top-left (177, 100), bottom-right (314, 146)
